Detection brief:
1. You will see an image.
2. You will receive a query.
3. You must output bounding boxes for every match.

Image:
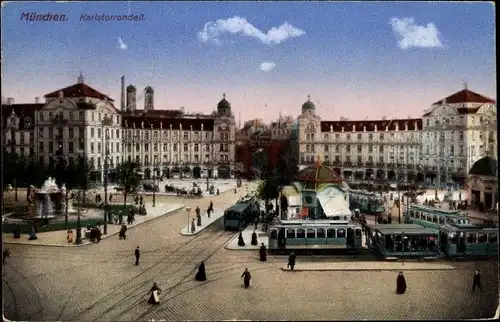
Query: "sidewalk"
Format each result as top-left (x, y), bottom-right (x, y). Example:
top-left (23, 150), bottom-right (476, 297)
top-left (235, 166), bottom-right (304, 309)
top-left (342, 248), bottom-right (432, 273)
top-left (3, 202), bottom-right (184, 247)
top-left (180, 210), bottom-right (224, 236)
top-left (280, 261), bottom-right (455, 272)
top-left (225, 224), bottom-right (268, 250)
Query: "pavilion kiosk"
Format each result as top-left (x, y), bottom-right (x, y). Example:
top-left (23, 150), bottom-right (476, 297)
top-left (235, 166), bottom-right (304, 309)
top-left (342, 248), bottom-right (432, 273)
top-left (370, 224), bottom-right (440, 258)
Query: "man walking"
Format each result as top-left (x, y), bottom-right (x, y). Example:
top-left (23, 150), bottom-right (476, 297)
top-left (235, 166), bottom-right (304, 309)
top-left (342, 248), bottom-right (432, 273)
top-left (135, 246), bottom-right (140, 266)
top-left (472, 269), bottom-right (483, 292)
top-left (287, 252), bottom-right (296, 271)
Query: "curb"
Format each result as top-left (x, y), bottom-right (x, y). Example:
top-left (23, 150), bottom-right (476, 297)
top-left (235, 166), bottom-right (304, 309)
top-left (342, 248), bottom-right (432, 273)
top-left (224, 234), bottom-right (260, 251)
top-left (280, 267), bottom-right (455, 272)
top-left (3, 206), bottom-right (185, 248)
top-left (179, 216), bottom-right (223, 236)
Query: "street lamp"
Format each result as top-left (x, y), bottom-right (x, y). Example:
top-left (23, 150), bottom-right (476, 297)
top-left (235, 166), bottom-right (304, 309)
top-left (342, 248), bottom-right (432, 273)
top-left (186, 206), bottom-right (191, 232)
top-left (102, 115), bottom-right (113, 235)
top-left (75, 150), bottom-right (85, 245)
top-left (152, 158), bottom-right (159, 207)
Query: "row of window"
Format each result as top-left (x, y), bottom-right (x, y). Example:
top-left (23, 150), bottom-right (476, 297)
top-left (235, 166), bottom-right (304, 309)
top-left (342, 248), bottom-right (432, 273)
top-left (425, 114), bottom-right (494, 127)
top-left (301, 155), bottom-right (406, 164)
top-left (38, 110), bottom-right (120, 124)
top-left (271, 228), bottom-right (362, 239)
top-left (37, 141), bottom-right (231, 155)
top-left (306, 144), bottom-right (418, 153)
top-left (36, 127), bottom-right (232, 142)
top-left (449, 232), bottom-right (497, 244)
top-left (408, 211), bottom-right (469, 225)
top-left (306, 132), bottom-right (417, 142)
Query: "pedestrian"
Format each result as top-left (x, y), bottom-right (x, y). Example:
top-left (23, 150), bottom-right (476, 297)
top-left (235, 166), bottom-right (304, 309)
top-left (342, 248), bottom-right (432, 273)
top-left (109, 194), bottom-right (113, 202)
top-left (118, 211), bottom-right (123, 225)
top-left (191, 218), bottom-right (196, 233)
top-left (135, 246), bottom-right (140, 266)
top-left (396, 271), bottom-right (407, 294)
top-left (241, 268), bottom-right (251, 288)
top-left (195, 261), bottom-right (207, 281)
top-left (259, 243), bottom-right (267, 261)
top-left (140, 195), bottom-right (144, 205)
top-left (209, 201), bottom-right (213, 212)
top-left (472, 269), bottom-right (483, 292)
top-left (66, 229), bottom-right (74, 243)
top-left (196, 206), bottom-right (200, 218)
top-left (207, 207), bottom-right (211, 218)
top-left (3, 249), bottom-right (11, 264)
top-left (147, 282), bottom-right (161, 305)
top-left (287, 252), bottom-right (296, 271)
top-left (119, 224), bottom-right (127, 240)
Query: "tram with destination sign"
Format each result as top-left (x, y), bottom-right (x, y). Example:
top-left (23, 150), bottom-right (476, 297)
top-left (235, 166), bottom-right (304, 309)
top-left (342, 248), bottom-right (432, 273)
top-left (267, 220), bottom-right (364, 252)
top-left (349, 190), bottom-right (385, 214)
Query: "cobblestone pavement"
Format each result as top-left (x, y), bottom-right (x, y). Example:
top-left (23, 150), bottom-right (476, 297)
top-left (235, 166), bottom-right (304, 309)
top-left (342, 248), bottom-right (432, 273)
top-left (2, 187), bottom-right (498, 321)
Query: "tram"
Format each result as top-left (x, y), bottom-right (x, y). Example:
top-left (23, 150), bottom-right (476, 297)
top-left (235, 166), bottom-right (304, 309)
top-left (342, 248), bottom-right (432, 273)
top-left (405, 204), bottom-right (470, 229)
top-left (439, 224), bottom-right (498, 257)
top-left (223, 196), bottom-right (260, 230)
top-left (368, 224), bottom-right (441, 258)
top-left (349, 190), bottom-right (385, 214)
top-left (267, 220), bottom-right (364, 252)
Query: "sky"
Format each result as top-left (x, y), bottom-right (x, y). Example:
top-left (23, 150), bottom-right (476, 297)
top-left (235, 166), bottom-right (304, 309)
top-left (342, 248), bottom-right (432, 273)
top-left (1, 1), bottom-right (496, 122)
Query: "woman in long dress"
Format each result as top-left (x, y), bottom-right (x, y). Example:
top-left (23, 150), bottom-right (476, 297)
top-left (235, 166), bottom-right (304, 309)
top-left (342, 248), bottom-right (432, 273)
top-left (195, 261), bottom-right (207, 281)
top-left (148, 282), bottom-right (161, 305)
top-left (396, 271), bottom-right (407, 294)
top-left (241, 268), bottom-right (251, 288)
top-left (259, 243), bottom-right (267, 261)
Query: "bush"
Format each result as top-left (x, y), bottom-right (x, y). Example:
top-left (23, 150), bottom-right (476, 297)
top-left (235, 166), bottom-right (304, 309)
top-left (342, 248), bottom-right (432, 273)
top-left (2, 218), bottom-right (102, 234)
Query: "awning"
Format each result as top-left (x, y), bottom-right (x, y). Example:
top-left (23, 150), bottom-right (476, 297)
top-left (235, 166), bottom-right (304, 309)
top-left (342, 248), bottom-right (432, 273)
top-left (316, 188), bottom-right (351, 217)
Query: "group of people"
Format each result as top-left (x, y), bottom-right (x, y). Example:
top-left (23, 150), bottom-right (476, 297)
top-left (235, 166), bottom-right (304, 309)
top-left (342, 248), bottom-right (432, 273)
top-left (190, 201), bottom-right (214, 233)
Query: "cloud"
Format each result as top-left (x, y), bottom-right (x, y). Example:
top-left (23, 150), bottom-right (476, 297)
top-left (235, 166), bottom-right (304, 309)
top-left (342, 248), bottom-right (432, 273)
top-left (259, 61), bottom-right (276, 72)
top-left (197, 16), bottom-right (305, 45)
top-left (117, 37), bottom-right (127, 50)
top-left (389, 17), bottom-right (443, 49)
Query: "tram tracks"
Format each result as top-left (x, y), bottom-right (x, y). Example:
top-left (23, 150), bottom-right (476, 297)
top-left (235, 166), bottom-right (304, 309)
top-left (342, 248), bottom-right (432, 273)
top-left (88, 231), bottom-right (235, 322)
top-left (2, 264), bottom-right (45, 321)
top-left (69, 225), bottom-right (235, 321)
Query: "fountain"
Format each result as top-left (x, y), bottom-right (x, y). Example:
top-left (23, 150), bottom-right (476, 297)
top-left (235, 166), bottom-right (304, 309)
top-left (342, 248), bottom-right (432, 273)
top-left (29, 177), bottom-right (77, 218)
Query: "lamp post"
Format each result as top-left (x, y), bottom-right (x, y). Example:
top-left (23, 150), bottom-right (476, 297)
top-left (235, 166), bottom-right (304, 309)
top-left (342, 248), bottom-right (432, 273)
top-left (102, 115), bottom-right (113, 235)
top-left (186, 206), bottom-right (191, 232)
top-left (75, 151), bottom-right (85, 245)
top-left (153, 158), bottom-right (159, 207)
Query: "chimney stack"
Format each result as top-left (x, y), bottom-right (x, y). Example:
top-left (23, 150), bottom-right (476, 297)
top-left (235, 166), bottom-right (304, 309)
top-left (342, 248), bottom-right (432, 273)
top-left (121, 76), bottom-right (125, 111)
top-left (35, 97), bottom-right (40, 104)
top-left (7, 97), bottom-right (14, 105)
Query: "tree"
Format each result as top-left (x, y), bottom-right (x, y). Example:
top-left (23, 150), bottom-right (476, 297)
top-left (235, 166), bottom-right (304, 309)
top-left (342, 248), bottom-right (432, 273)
top-left (116, 161), bottom-right (141, 207)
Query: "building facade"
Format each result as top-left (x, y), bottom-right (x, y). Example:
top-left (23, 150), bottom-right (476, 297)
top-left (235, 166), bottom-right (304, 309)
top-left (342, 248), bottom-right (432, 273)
top-left (297, 87), bottom-right (497, 186)
top-left (2, 75), bottom-right (238, 182)
top-left (421, 86), bottom-right (497, 186)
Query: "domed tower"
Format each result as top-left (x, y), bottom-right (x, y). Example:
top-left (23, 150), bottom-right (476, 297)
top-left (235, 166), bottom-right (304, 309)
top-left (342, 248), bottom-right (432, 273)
top-left (301, 94), bottom-right (316, 117)
top-left (217, 93), bottom-right (231, 116)
top-left (144, 86), bottom-right (154, 111)
top-left (126, 85), bottom-right (137, 111)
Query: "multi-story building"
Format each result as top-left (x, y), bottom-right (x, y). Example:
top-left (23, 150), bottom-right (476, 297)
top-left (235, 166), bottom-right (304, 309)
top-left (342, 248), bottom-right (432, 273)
top-left (297, 87), bottom-right (496, 186)
top-left (1, 74), bottom-right (238, 182)
top-left (298, 95), bottom-right (423, 183)
top-left (421, 85), bottom-right (497, 186)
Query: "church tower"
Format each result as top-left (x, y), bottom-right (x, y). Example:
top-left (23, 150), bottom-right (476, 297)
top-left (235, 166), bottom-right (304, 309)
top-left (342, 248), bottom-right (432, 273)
top-left (126, 85), bottom-right (137, 111)
top-left (144, 86), bottom-right (154, 111)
